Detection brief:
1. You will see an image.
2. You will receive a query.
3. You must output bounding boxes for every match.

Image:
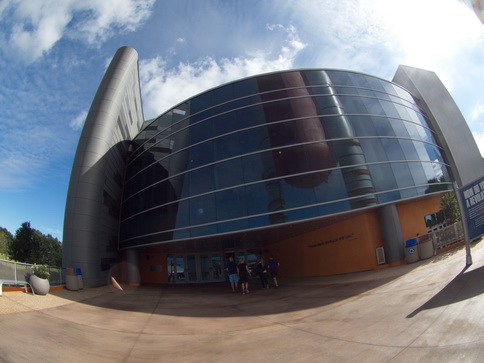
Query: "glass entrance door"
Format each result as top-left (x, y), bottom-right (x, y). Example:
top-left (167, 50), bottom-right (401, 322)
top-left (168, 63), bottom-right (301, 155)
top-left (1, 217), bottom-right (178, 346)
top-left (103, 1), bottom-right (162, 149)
top-left (167, 253), bottom-right (225, 283)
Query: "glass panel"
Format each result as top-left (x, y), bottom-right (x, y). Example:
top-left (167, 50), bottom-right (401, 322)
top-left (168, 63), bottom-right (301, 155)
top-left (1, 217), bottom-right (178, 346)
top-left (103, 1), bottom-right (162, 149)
top-left (213, 112), bottom-right (239, 136)
top-left (242, 153), bottom-right (269, 183)
top-left (217, 219), bottom-right (249, 233)
top-left (235, 104), bottom-right (265, 128)
top-left (169, 149), bottom-right (189, 176)
top-left (286, 206), bottom-right (319, 221)
top-left (382, 139), bottom-right (404, 160)
top-left (339, 95), bottom-right (368, 114)
top-left (215, 188), bottom-right (248, 221)
top-left (246, 182), bottom-right (271, 215)
top-left (349, 115), bottom-right (377, 136)
top-left (167, 256), bottom-right (175, 282)
top-left (391, 163), bottom-right (414, 188)
top-left (239, 126), bottom-right (270, 153)
top-left (399, 139), bottom-right (419, 160)
top-left (389, 119), bottom-right (410, 138)
top-left (190, 93), bottom-right (211, 114)
top-left (372, 117), bottom-right (395, 137)
top-left (359, 138), bottom-right (388, 163)
top-left (175, 256), bottom-right (185, 282)
top-left (409, 162), bottom-right (428, 186)
top-left (190, 224), bottom-right (217, 238)
top-left (211, 254), bottom-right (223, 281)
top-left (248, 215), bottom-right (270, 228)
top-left (211, 84), bottom-right (234, 106)
top-left (376, 190), bottom-right (401, 204)
top-left (189, 165), bottom-right (214, 196)
top-left (400, 187), bottom-right (418, 199)
top-left (246, 250), bottom-right (260, 277)
top-left (379, 100), bottom-right (400, 118)
top-left (200, 254), bottom-right (210, 281)
top-left (187, 255), bottom-right (197, 281)
top-left (368, 164), bottom-right (398, 192)
top-left (233, 77), bottom-right (259, 98)
top-left (281, 179), bottom-right (317, 208)
top-left (173, 227), bottom-right (190, 240)
top-left (214, 132), bottom-right (241, 161)
top-left (404, 121), bottom-right (422, 139)
top-left (314, 168), bottom-right (348, 204)
top-left (188, 140), bottom-right (214, 169)
top-left (214, 159), bottom-right (243, 189)
top-left (190, 194), bottom-right (216, 225)
top-left (318, 200), bottom-right (350, 216)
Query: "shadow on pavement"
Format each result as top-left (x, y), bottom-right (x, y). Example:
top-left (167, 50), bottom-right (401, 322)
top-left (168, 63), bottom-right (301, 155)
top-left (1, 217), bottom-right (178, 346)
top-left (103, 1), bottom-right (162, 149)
top-left (407, 264), bottom-right (484, 318)
top-left (57, 272), bottom-right (404, 318)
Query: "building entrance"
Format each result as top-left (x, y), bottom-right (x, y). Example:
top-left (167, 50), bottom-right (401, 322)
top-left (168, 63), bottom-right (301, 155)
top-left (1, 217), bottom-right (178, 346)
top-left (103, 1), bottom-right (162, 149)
top-left (167, 253), bottom-right (223, 283)
top-left (167, 249), bottom-right (262, 283)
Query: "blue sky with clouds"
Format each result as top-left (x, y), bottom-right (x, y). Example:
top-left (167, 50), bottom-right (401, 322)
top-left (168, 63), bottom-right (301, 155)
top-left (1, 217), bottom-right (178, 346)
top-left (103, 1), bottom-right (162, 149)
top-left (0, 0), bottom-right (483, 241)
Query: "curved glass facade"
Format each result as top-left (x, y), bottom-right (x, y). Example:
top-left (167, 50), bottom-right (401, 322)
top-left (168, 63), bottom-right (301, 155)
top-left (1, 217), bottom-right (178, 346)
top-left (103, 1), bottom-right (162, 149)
top-left (119, 69), bottom-right (452, 249)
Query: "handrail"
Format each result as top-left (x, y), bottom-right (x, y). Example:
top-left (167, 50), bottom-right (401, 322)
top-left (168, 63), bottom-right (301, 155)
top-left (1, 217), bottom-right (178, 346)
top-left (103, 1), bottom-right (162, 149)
top-left (0, 259), bottom-right (66, 286)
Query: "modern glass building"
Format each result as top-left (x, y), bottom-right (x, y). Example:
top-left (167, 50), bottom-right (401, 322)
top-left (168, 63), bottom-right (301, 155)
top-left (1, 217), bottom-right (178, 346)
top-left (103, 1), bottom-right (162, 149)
top-left (63, 47), bottom-right (484, 288)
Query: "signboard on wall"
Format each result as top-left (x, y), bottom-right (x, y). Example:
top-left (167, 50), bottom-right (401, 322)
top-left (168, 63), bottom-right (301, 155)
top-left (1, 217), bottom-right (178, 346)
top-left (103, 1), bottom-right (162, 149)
top-left (458, 175), bottom-right (484, 241)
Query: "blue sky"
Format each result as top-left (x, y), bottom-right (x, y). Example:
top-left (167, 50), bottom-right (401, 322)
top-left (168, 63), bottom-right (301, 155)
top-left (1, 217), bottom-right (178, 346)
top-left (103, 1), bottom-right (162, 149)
top-left (0, 0), bottom-right (483, 241)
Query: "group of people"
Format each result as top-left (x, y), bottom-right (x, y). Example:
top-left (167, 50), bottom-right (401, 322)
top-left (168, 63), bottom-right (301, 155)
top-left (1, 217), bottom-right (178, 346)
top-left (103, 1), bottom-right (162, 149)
top-left (225, 255), bottom-right (280, 294)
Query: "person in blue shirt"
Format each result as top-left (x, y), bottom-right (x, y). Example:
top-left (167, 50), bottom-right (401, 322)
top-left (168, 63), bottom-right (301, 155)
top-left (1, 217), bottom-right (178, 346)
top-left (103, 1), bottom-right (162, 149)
top-left (268, 255), bottom-right (280, 288)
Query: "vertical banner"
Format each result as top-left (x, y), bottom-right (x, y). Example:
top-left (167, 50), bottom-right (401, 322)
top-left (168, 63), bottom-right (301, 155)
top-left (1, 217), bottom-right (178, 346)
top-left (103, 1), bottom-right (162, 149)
top-left (459, 176), bottom-right (484, 241)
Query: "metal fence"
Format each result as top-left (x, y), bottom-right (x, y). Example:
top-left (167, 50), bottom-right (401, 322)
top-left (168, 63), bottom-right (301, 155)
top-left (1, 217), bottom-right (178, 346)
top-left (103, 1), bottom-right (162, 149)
top-left (0, 259), bottom-right (65, 286)
top-left (428, 222), bottom-right (465, 253)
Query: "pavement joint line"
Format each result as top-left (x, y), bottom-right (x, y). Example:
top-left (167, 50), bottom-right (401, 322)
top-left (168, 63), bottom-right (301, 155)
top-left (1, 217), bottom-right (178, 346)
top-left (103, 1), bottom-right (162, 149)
top-left (122, 286), bottom-right (168, 362)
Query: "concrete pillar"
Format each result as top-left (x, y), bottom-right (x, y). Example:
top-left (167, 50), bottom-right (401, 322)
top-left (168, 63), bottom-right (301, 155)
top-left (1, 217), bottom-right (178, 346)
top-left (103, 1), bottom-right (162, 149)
top-left (126, 249), bottom-right (140, 287)
top-left (378, 204), bottom-right (405, 263)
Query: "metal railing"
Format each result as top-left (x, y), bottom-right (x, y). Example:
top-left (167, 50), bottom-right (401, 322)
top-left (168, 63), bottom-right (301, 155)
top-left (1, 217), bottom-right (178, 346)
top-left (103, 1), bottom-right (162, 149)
top-left (0, 259), bottom-right (65, 286)
top-left (428, 222), bottom-right (464, 253)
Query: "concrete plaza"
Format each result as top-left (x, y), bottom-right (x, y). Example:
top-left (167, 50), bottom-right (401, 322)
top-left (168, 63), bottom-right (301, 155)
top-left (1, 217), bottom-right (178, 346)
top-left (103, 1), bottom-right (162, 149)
top-left (1, 239), bottom-right (484, 362)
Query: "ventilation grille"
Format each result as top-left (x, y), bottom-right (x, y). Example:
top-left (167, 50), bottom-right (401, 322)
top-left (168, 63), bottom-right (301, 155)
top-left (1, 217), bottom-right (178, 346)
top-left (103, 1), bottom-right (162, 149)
top-left (376, 247), bottom-right (386, 265)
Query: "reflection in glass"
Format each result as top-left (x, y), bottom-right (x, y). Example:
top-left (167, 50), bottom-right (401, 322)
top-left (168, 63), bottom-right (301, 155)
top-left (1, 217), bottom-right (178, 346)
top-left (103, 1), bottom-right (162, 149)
top-left (119, 68), bottom-right (450, 248)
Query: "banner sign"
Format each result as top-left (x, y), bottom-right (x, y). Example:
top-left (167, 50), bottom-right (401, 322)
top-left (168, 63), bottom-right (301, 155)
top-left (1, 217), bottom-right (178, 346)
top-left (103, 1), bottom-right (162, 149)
top-left (459, 175), bottom-right (484, 241)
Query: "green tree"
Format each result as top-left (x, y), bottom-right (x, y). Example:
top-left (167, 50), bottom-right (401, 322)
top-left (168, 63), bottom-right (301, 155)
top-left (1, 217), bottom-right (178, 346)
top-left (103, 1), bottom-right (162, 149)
top-left (441, 191), bottom-right (461, 224)
top-left (7, 222), bottom-right (62, 266)
top-left (0, 227), bottom-right (13, 257)
top-left (32, 233), bottom-right (62, 266)
top-left (8, 221), bottom-right (34, 262)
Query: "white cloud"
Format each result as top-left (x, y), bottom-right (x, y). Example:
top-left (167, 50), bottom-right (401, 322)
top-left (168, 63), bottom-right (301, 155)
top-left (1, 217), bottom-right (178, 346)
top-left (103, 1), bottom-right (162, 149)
top-left (470, 103), bottom-right (484, 122)
top-left (0, 0), bottom-right (155, 63)
top-left (473, 132), bottom-right (484, 158)
top-left (284, 0), bottom-right (484, 82)
top-left (69, 109), bottom-right (88, 131)
top-left (0, 125), bottom-right (58, 190)
top-left (140, 25), bottom-right (306, 118)
top-left (472, 131), bottom-right (484, 158)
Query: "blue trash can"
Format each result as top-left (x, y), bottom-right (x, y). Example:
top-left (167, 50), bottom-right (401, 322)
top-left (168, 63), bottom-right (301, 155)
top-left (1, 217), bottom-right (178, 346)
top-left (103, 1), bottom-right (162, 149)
top-left (75, 268), bottom-right (83, 289)
top-left (404, 238), bottom-right (419, 263)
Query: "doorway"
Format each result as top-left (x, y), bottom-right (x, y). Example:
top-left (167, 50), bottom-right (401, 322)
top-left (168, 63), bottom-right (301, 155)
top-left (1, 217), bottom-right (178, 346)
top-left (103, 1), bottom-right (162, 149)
top-left (167, 253), bottom-right (223, 283)
top-left (167, 249), bottom-right (262, 283)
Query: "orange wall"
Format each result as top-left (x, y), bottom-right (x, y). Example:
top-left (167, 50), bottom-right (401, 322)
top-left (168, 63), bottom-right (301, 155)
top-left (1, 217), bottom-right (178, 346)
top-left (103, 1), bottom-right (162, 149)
top-left (139, 250), bottom-right (168, 284)
top-left (398, 197), bottom-right (442, 241)
top-left (134, 196), bottom-right (444, 282)
top-left (264, 212), bottom-right (385, 277)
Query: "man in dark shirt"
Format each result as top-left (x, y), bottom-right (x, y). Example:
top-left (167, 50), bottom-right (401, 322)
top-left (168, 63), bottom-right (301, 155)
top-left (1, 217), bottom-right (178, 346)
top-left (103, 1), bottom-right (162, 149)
top-left (225, 256), bottom-right (239, 292)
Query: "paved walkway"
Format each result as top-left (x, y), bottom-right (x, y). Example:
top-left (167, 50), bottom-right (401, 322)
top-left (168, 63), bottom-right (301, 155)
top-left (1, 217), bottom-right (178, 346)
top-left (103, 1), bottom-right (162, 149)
top-left (1, 239), bottom-right (484, 362)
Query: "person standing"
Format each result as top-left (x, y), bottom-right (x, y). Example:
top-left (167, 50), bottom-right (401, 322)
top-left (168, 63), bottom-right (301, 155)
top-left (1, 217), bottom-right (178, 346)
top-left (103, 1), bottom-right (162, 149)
top-left (238, 258), bottom-right (251, 294)
top-left (225, 256), bottom-right (239, 292)
top-left (256, 258), bottom-right (269, 289)
top-left (268, 255), bottom-right (280, 288)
